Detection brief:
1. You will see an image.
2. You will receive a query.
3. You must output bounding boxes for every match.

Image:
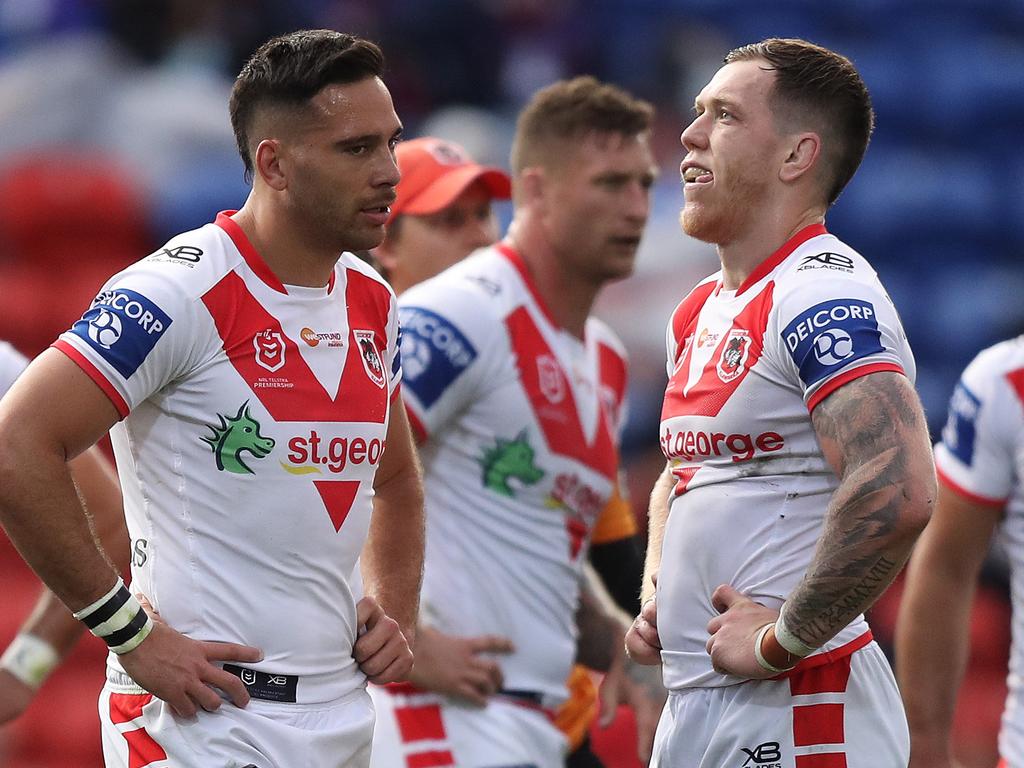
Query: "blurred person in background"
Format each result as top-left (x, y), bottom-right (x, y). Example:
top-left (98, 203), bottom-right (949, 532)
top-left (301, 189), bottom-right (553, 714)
top-left (372, 136), bottom-right (664, 767)
top-left (626, 38), bottom-right (934, 766)
top-left (897, 335), bottom-right (1024, 768)
top-left (0, 341), bottom-right (127, 723)
top-left (368, 77), bottom-right (658, 768)
top-left (0, 29), bottom-right (422, 768)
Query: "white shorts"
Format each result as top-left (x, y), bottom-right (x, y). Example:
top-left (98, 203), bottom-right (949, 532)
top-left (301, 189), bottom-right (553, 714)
top-left (651, 639), bottom-right (909, 768)
top-left (368, 683), bottom-right (568, 768)
top-left (99, 668), bottom-right (374, 768)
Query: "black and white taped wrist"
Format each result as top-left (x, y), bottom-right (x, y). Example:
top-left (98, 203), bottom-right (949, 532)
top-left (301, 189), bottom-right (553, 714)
top-left (72, 579), bottom-right (153, 655)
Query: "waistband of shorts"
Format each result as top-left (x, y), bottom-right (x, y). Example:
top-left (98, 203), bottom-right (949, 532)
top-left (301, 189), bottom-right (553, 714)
top-left (106, 659), bottom-right (363, 705)
top-left (381, 682), bottom-right (558, 720)
top-left (771, 629), bottom-right (874, 681)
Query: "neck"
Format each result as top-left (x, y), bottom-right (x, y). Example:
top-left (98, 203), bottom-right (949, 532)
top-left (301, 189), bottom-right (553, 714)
top-left (717, 204), bottom-right (825, 290)
top-left (232, 195), bottom-right (340, 288)
top-left (505, 216), bottom-right (599, 339)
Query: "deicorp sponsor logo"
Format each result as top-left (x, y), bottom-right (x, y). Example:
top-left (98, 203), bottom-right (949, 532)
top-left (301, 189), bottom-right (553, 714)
top-left (282, 430), bottom-right (385, 475)
top-left (398, 306), bottom-right (477, 407)
top-left (942, 380), bottom-right (981, 466)
top-left (71, 288), bottom-right (172, 378)
top-left (781, 298), bottom-right (884, 387)
top-left (661, 426), bottom-right (784, 463)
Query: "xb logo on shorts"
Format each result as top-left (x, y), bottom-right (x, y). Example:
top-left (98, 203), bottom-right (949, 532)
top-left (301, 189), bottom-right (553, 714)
top-left (739, 741), bottom-right (782, 767)
top-left (200, 401), bottom-right (275, 475)
top-left (478, 431), bottom-right (545, 497)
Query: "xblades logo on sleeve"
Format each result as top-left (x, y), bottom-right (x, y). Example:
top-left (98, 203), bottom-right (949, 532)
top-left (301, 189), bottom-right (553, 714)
top-left (70, 288), bottom-right (173, 378)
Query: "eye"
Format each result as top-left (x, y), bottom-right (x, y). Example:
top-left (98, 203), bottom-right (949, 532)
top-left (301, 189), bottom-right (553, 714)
top-left (346, 144), bottom-right (369, 156)
top-left (718, 108), bottom-right (732, 120)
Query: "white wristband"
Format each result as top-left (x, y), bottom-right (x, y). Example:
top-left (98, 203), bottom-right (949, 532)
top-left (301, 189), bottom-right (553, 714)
top-left (73, 578), bottom-right (154, 655)
top-left (753, 623), bottom-right (795, 674)
top-left (775, 608), bottom-right (817, 659)
top-left (0, 633), bottom-right (60, 690)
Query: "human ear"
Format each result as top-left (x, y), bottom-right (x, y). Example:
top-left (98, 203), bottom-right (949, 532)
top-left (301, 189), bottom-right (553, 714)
top-left (255, 139), bottom-right (287, 191)
top-left (780, 133), bottom-right (820, 184)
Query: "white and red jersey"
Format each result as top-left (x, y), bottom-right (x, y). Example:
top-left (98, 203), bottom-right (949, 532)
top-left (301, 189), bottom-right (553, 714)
top-left (657, 224), bottom-right (914, 690)
top-left (933, 336), bottom-right (1024, 762)
top-left (398, 243), bottom-right (628, 707)
top-left (55, 212), bottom-right (401, 703)
top-left (0, 341), bottom-right (28, 397)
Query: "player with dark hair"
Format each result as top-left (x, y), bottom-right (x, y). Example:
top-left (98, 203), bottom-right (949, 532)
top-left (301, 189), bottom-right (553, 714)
top-left (0, 29), bottom-right (423, 767)
top-left (626, 38), bottom-right (934, 765)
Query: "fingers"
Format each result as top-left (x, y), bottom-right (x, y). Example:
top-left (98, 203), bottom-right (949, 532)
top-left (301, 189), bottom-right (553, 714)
top-left (711, 584), bottom-right (743, 614)
top-left (466, 634), bottom-right (515, 655)
top-left (200, 641), bottom-right (263, 664)
top-left (356, 595), bottom-right (383, 630)
top-left (640, 597), bottom-right (658, 628)
top-left (204, 667), bottom-right (252, 709)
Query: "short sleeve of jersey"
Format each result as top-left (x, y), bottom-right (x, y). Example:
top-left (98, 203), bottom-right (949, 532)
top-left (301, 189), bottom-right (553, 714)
top-left (768, 275), bottom-right (911, 411)
top-left (0, 341), bottom-right (29, 398)
top-left (934, 345), bottom-right (1021, 505)
top-left (54, 265), bottom-right (199, 418)
top-left (397, 281), bottom-right (500, 439)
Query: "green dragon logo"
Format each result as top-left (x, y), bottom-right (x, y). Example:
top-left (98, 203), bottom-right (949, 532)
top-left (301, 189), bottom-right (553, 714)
top-left (478, 430), bottom-right (545, 497)
top-left (200, 401), bottom-right (275, 475)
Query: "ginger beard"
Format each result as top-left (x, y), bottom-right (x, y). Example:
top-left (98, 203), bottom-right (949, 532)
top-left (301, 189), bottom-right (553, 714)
top-left (679, 155), bottom-right (774, 246)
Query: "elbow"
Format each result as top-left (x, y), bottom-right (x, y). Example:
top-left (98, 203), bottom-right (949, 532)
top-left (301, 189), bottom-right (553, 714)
top-left (894, 474), bottom-right (937, 543)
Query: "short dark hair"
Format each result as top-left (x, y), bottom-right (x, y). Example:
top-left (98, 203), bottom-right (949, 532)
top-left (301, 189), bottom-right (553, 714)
top-left (725, 38), bottom-right (874, 205)
top-left (229, 29), bottom-right (385, 177)
top-left (510, 76), bottom-right (655, 173)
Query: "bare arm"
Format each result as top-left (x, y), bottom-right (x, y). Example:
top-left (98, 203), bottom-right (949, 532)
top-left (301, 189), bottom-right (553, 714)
top-left (783, 372), bottom-right (935, 649)
top-left (0, 444), bottom-right (128, 723)
top-left (356, 395), bottom-right (424, 683)
top-left (625, 464), bottom-right (674, 664)
top-left (706, 372), bottom-right (935, 677)
top-left (0, 350), bottom-right (260, 717)
top-left (896, 483), bottom-right (1000, 768)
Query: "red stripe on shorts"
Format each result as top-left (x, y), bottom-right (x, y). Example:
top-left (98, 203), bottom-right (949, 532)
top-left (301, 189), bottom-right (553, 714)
top-left (793, 703), bottom-right (845, 746)
top-left (795, 753), bottom-right (847, 768)
top-left (109, 692), bottom-right (152, 724)
top-left (789, 654), bottom-right (853, 695)
top-left (407, 750), bottom-right (456, 768)
top-left (396, 702), bottom-right (447, 743)
top-left (109, 693), bottom-right (167, 768)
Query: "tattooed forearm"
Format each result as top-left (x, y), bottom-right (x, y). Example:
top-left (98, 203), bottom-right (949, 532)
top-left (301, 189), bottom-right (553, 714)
top-left (784, 372), bottom-right (935, 650)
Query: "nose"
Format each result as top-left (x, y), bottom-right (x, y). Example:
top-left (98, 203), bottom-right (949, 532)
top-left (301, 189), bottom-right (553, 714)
top-left (379, 146), bottom-right (401, 188)
top-left (680, 113), bottom-right (708, 152)
top-left (625, 181), bottom-right (651, 225)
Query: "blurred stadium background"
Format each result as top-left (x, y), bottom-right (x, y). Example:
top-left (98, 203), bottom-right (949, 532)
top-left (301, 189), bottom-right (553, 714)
top-left (0, 1), bottom-right (1017, 765)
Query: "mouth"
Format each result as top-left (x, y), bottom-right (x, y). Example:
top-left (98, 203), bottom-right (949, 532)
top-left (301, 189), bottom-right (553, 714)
top-left (609, 235), bottom-right (642, 249)
top-left (360, 205), bottom-right (392, 225)
top-left (681, 162), bottom-right (713, 186)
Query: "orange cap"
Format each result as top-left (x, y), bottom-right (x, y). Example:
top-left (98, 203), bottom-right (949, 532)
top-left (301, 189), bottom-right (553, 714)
top-left (391, 138), bottom-right (511, 220)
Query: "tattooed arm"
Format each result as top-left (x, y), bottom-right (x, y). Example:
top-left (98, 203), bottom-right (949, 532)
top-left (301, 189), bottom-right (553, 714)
top-left (706, 372), bottom-right (935, 677)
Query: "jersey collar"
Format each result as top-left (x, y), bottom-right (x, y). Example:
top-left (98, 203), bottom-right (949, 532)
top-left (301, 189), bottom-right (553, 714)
top-left (732, 223), bottom-right (828, 296)
top-left (496, 241), bottom-right (561, 330)
top-left (215, 211), bottom-right (337, 295)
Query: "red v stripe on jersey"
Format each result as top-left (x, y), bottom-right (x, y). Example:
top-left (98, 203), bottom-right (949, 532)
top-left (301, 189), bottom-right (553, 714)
top-left (201, 269), bottom-right (389, 423)
top-left (505, 307), bottom-right (617, 480)
top-left (1007, 368), bottom-right (1024, 406)
top-left (663, 281), bottom-right (775, 419)
top-left (671, 282), bottom-right (717, 369)
top-left (313, 480), bottom-right (360, 532)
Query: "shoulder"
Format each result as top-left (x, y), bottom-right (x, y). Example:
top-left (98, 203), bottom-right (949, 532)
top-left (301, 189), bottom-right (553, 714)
top-left (401, 248), bottom-right (512, 328)
top-left (773, 233), bottom-right (884, 298)
top-left (961, 336), bottom-right (1024, 395)
top-left (586, 316), bottom-right (628, 362)
top-left (127, 223), bottom-right (241, 304)
top-left (341, 252), bottom-right (394, 295)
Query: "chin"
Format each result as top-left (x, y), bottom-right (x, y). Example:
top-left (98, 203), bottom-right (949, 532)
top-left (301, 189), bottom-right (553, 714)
top-left (680, 206), bottom-right (722, 245)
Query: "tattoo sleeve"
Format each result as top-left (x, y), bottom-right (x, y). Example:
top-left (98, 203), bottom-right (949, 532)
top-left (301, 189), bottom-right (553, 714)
top-left (784, 371), bottom-right (935, 650)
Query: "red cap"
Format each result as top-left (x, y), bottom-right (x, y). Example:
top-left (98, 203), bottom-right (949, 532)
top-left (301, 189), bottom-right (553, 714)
top-left (391, 138), bottom-right (511, 220)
